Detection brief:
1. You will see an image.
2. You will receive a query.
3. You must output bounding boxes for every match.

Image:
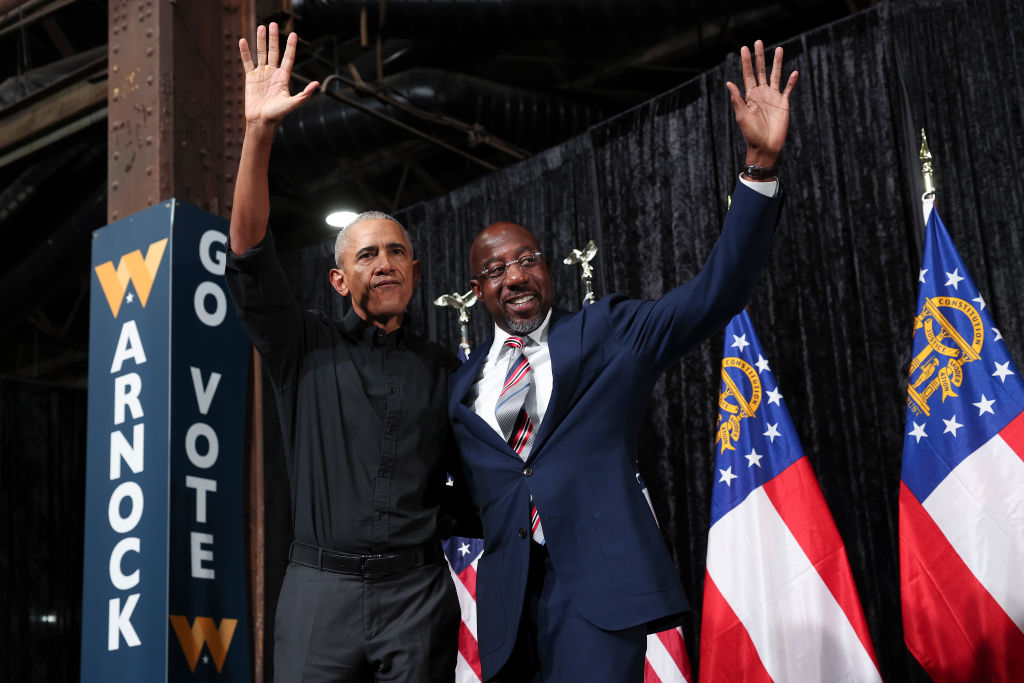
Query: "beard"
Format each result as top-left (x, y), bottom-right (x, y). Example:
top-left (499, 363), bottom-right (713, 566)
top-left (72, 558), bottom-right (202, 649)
top-left (504, 311), bottom-right (546, 335)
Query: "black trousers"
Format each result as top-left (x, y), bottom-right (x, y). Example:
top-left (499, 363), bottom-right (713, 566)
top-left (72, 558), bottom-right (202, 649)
top-left (273, 560), bottom-right (460, 682)
top-left (490, 542), bottom-right (646, 683)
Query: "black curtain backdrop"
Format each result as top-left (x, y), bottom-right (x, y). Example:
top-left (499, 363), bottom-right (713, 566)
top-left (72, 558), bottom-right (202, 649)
top-left (0, 378), bottom-right (86, 682)
top-left (263, 2), bottom-right (1024, 679)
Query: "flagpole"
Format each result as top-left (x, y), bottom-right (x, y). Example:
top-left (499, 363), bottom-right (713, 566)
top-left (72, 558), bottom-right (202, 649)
top-left (920, 129), bottom-right (936, 225)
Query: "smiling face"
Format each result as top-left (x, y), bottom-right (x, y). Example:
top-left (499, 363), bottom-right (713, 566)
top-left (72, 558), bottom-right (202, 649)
top-left (329, 218), bottom-right (420, 333)
top-left (469, 221), bottom-right (553, 335)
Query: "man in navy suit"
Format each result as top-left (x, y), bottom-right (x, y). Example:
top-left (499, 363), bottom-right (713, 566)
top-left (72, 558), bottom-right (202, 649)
top-left (448, 41), bottom-right (798, 682)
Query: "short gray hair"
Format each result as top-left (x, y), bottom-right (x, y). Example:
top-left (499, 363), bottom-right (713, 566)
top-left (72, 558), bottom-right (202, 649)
top-left (333, 211), bottom-right (412, 268)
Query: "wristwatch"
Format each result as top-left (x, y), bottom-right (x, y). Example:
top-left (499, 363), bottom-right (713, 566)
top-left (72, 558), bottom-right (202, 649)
top-left (743, 163), bottom-right (778, 180)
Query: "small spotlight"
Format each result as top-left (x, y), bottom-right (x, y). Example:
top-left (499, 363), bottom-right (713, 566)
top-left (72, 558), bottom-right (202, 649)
top-left (326, 211), bottom-right (358, 228)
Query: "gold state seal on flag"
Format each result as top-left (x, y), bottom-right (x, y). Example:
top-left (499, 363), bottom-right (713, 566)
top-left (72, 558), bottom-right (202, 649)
top-left (908, 296), bottom-right (984, 417)
top-left (716, 357), bottom-right (762, 453)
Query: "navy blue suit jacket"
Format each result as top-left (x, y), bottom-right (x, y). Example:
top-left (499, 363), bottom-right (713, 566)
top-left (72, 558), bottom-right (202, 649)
top-left (448, 180), bottom-right (784, 679)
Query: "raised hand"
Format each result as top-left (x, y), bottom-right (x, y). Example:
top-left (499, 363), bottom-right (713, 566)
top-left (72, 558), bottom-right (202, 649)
top-left (238, 22), bottom-right (319, 127)
top-left (726, 40), bottom-right (798, 169)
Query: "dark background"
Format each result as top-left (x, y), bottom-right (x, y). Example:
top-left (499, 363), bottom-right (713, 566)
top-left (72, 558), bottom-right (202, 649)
top-left (4, 0), bottom-right (1024, 680)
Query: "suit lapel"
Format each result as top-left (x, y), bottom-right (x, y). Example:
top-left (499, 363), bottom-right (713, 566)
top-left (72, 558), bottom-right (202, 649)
top-left (451, 335), bottom-right (525, 459)
top-left (529, 309), bottom-right (581, 457)
top-left (451, 335), bottom-right (491, 406)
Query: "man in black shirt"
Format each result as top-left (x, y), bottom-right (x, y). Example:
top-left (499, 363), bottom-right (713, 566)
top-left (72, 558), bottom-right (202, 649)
top-left (225, 23), bottom-right (464, 681)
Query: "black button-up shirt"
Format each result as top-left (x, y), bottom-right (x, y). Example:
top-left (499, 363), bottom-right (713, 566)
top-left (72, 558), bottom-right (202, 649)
top-left (226, 232), bottom-right (460, 553)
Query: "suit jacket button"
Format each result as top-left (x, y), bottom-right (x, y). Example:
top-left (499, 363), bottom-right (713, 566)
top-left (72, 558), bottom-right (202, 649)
top-left (523, 467), bottom-right (533, 476)
top-left (518, 528), bottom-right (528, 539)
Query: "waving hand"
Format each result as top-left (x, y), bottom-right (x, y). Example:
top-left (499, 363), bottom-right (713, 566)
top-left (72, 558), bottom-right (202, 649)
top-left (230, 23), bottom-right (318, 254)
top-left (238, 22), bottom-right (318, 126)
top-left (726, 40), bottom-right (798, 169)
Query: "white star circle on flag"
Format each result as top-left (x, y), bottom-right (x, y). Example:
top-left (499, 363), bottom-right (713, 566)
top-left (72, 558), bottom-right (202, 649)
top-left (908, 422), bottom-right (927, 443)
top-left (731, 334), bottom-right (750, 351)
top-left (766, 387), bottom-right (783, 406)
top-left (719, 466), bottom-right (738, 486)
top-left (745, 448), bottom-right (763, 468)
top-left (944, 268), bottom-right (964, 289)
top-left (755, 354), bottom-right (771, 373)
top-left (992, 361), bottom-right (1014, 382)
top-left (763, 423), bottom-right (781, 442)
top-left (942, 414), bottom-right (963, 437)
top-left (973, 394), bottom-right (996, 416)
top-left (919, 268), bottom-right (928, 283)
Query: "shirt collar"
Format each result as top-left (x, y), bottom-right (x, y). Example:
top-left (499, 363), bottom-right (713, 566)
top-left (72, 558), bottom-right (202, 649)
top-left (489, 308), bottom-right (552, 353)
top-left (341, 307), bottom-right (408, 348)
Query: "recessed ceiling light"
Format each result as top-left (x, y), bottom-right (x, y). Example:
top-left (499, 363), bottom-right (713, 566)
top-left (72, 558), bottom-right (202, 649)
top-left (326, 210), bottom-right (359, 228)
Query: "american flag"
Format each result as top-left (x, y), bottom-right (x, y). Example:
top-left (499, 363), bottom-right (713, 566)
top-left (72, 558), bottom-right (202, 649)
top-left (443, 534), bottom-right (485, 681)
top-left (701, 309), bottom-right (880, 681)
top-left (899, 208), bottom-right (1024, 680)
top-left (635, 472), bottom-right (693, 683)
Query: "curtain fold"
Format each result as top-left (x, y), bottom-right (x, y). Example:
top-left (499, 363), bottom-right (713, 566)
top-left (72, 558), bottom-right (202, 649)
top-left (0, 378), bottom-right (87, 681)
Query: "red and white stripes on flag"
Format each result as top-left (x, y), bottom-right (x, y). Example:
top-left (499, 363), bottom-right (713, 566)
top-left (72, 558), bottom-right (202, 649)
top-left (899, 414), bottom-right (1024, 678)
top-left (644, 626), bottom-right (691, 683)
top-left (701, 310), bottom-right (880, 682)
top-left (899, 208), bottom-right (1024, 680)
top-left (445, 536), bottom-right (484, 682)
top-left (701, 459), bottom-right (880, 681)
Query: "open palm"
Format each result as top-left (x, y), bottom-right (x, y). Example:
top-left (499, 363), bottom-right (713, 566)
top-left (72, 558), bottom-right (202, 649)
top-left (726, 41), bottom-right (798, 166)
top-left (239, 23), bottom-right (318, 126)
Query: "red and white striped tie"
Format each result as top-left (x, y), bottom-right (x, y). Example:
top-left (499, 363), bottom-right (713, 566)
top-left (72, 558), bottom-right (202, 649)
top-left (496, 336), bottom-right (545, 544)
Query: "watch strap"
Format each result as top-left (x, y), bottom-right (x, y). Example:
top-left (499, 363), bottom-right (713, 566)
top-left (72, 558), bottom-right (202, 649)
top-left (743, 163), bottom-right (778, 179)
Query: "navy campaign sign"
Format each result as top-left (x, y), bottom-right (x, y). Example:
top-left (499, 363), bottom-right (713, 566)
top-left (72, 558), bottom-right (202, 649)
top-left (81, 200), bottom-right (251, 681)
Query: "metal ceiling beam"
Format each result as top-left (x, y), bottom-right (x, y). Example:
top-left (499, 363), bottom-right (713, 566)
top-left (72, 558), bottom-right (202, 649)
top-left (0, 0), bottom-right (76, 39)
top-left (0, 74), bottom-right (106, 153)
top-left (0, 0), bottom-right (44, 22)
top-left (0, 107), bottom-right (106, 169)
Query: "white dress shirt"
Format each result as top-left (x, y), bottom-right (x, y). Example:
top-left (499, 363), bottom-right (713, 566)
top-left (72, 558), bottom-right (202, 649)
top-left (743, 176), bottom-right (778, 197)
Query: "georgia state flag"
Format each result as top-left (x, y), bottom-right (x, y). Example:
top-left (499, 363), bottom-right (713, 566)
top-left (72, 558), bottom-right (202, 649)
top-left (900, 208), bottom-right (1024, 681)
top-left (701, 309), bottom-right (880, 682)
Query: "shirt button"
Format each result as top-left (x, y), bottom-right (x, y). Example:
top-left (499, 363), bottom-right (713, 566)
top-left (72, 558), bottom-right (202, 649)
top-left (518, 528), bottom-right (528, 539)
top-left (523, 468), bottom-right (533, 477)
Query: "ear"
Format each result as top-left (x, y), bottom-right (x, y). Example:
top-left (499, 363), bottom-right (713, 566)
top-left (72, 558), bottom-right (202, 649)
top-left (412, 259), bottom-right (421, 288)
top-left (470, 277), bottom-right (482, 300)
top-left (329, 267), bottom-right (349, 297)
